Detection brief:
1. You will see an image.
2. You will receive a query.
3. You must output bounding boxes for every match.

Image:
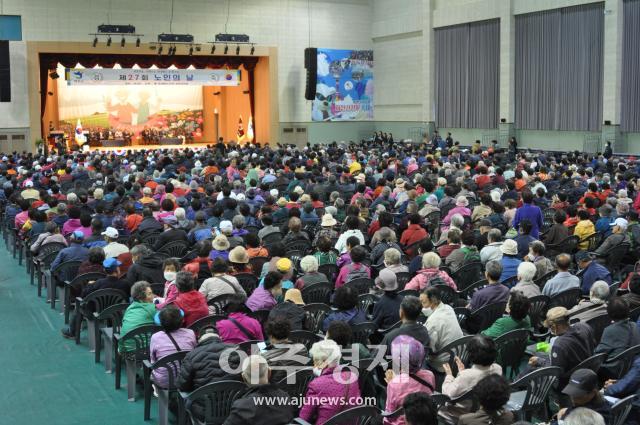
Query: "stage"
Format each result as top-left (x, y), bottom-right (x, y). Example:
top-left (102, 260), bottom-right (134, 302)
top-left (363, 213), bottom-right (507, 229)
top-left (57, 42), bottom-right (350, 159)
top-left (86, 142), bottom-right (213, 153)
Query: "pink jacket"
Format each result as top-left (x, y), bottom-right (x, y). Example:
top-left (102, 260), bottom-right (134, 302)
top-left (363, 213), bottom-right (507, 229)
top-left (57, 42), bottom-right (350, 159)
top-left (155, 281), bottom-right (178, 310)
top-left (384, 370), bottom-right (435, 425)
top-left (442, 206), bottom-right (471, 226)
top-left (217, 312), bottom-right (264, 344)
top-left (405, 268), bottom-right (457, 291)
top-left (62, 218), bottom-right (82, 236)
top-left (299, 367), bottom-right (362, 425)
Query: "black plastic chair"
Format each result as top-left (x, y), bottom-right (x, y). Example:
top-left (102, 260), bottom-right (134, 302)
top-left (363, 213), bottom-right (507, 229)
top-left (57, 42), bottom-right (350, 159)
top-left (143, 351), bottom-right (188, 425)
top-left (114, 324), bottom-right (161, 401)
top-left (31, 242), bottom-right (66, 286)
top-left (303, 303), bottom-right (332, 333)
top-left (451, 261), bottom-right (483, 292)
top-left (567, 353), bottom-right (608, 379)
top-left (141, 233), bottom-right (159, 248)
top-left (583, 232), bottom-right (603, 251)
top-left (432, 284), bottom-right (457, 305)
top-left (248, 256), bottom-right (269, 277)
top-left (351, 321), bottom-right (377, 345)
top-left (548, 287), bottom-right (582, 309)
top-left (207, 293), bottom-right (237, 315)
top-left (630, 306), bottom-right (640, 322)
top-left (157, 240), bottom-right (189, 258)
top-left (286, 240), bottom-right (312, 255)
top-left (505, 366), bottom-right (561, 422)
top-left (528, 295), bottom-right (550, 331)
top-left (397, 289), bottom-right (419, 298)
top-left (276, 367), bottom-right (314, 401)
top-left (234, 272), bottom-right (258, 296)
top-left (38, 251), bottom-right (71, 298)
top-left (345, 277), bottom-right (374, 295)
top-left (605, 344), bottom-right (640, 379)
top-left (438, 388), bottom-right (478, 425)
top-left (546, 235), bottom-right (579, 258)
top-left (75, 288), bottom-right (128, 349)
top-left (495, 329), bottom-right (530, 378)
top-left (289, 330), bottom-right (323, 350)
top-left (237, 339), bottom-right (266, 355)
top-left (600, 243), bottom-right (631, 279)
top-left (533, 270), bottom-right (557, 290)
top-left (610, 394), bottom-right (636, 425)
top-left (395, 272), bottom-right (412, 290)
top-left (466, 302), bottom-right (507, 333)
top-left (432, 335), bottom-right (476, 376)
top-left (318, 263), bottom-right (339, 283)
top-left (63, 272), bottom-right (107, 322)
top-left (248, 309), bottom-right (270, 325)
top-left (94, 302), bottom-right (128, 366)
top-left (261, 232), bottom-right (283, 248)
top-left (585, 313), bottom-right (612, 342)
top-left (500, 275), bottom-right (518, 288)
top-left (301, 281), bottom-right (333, 304)
top-left (181, 380), bottom-right (248, 425)
top-left (188, 314), bottom-right (226, 338)
top-left (358, 293), bottom-right (378, 317)
top-left (458, 278), bottom-right (487, 300)
top-left (322, 405), bottom-right (382, 425)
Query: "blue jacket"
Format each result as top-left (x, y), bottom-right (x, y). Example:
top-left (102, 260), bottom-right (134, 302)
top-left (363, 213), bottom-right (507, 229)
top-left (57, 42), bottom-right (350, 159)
top-left (322, 308), bottom-right (366, 333)
top-left (50, 243), bottom-right (89, 270)
top-left (500, 256), bottom-right (522, 283)
top-left (581, 261), bottom-right (612, 295)
top-left (512, 203), bottom-right (544, 239)
top-left (605, 357), bottom-right (640, 411)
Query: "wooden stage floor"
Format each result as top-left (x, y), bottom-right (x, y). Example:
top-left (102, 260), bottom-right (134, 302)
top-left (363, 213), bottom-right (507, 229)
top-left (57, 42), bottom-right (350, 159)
top-left (88, 142), bottom-right (212, 153)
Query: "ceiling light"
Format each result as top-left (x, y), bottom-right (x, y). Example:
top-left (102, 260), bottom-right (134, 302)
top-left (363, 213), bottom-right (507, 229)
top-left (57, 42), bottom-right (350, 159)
top-left (121, 37), bottom-right (126, 47)
top-left (250, 45), bottom-right (255, 55)
top-left (224, 44), bottom-right (228, 55)
top-left (210, 45), bottom-right (216, 54)
top-left (93, 37), bottom-right (98, 47)
top-left (136, 37), bottom-right (141, 47)
top-left (236, 45), bottom-right (240, 55)
top-left (107, 36), bottom-right (112, 46)
top-left (158, 45), bottom-right (163, 54)
top-left (189, 46), bottom-right (194, 56)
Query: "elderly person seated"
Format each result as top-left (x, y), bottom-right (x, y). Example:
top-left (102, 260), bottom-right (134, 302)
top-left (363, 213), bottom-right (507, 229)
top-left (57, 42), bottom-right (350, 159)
top-left (268, 288), bottom-right (306, 331)
top-left (217, 295), bottom-right (264, 344)
top-left (526, 240), bottom-right (554, 279)
top-left (440, 335), bottom-right (501, 419)
top-left (458, 374), bottom-right (514, 425)
top-left (282, 216), bottom-right (309, 246)
top-left (294, 255), bottom-right (328, 290)
top-left (383, 336), bottom-right (436, 425)
top-left (246, 271), bottom-right (283, 312)
top-left (438, 213), bottom-right (465, 245)
top-left (543, 253), bottom-right (581, 297)
top-left (335, 246), bottom-right (371, 289)
top-left (567, 280), bottom-right (609, 322)
top-left (371, 269), bottom-right (402, 329)
top-left (480, 228), bottom-right (503, 265)
top-left (420, 287), bottom-right (463, 373)
top-left (556, 370), bottom-right (613, 423)
top-left (402, 393), bottom-right (439, 425)
top-left (30, 222), bottom-right (67, 255)
top-left (441, 197), bottom-right (471, 231)
top-left (322, 285), bottom-right (367, 332)
top-left (119, 281), bottom-right (157, 351)
top-left (370, 228), bottom-right (403, 265)
top-left (437, 227), bottom-right (461, 260)
top-left (511, 262), bottom-right (541, 298)
top-left (224, 355), bottom-right (295, 425)
top-left (376, 247), bottom-right (409, 276)
top-left (173, 271), bottom-right (209, 327)
top-left (261, 316), bottom-right (310, 383)
top-left (149, 306), bottom-right (197, 389)
top-left (445, 230), bottom-right (480, 271)
top-left (596, 297), bottom-right (640, 379)
top-left (406, 252), bottom-right (457, 291)
top-left (621, 274), bottom-right (640, 310)
top-left (482, 291), bottom-right (531, 338)
top-left (594, 217), bottom-right (630, 257)
top-left (199, 258), bottom-right (246, 313)
top-left (299, 340), bottom-right (362, 424)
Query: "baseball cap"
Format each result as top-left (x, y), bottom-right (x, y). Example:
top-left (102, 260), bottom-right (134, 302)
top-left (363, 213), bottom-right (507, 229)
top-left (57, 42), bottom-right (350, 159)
top-left (103, 258), bottom-right (122, 270)
top-left (219, 220), bottom-right (233, 233)
top-left (101, 227), bottom-right (119, 239)
top-left (574, 251), bottom-right (593, 263)
top-left (611, 217), bottom-right (629, 230)
top-left (162, 216), bottom-right (178, 227)
top-left (562, 369), bottom-right (598, 397)
top-left (71, 230), bottom-right (85, 241)
top-left (24, 180), bottom-right (34, 187)
top-left (276, 258), bottom-right (292, 273)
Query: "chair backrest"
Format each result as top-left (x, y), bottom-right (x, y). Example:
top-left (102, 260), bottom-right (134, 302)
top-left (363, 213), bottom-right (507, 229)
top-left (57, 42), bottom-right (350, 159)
top-left (188, 314), bottom-right (226, 338)
top-left (431, 284), bottom-right (457, 305)
top-left (318, 263), bottom-right (339, 283)
top-left (68, 272), bottom-right (108, 291)
top-left (398, 289), bottom-right (419, 298)
top-left (261, 232), bottom-right (283, 246)
top-left (79, 288), bottom-right (128, 318)
top-left (585, 313), bottom-right (612, 342)
top-left (39, 250), bottom-right (63, 270)
top-left (351, 322), bottom-right (377, 345)
top-left (451, 261), bottom-right (483, 292)
top-left (141, 233), bottom-right (159, 247)
top-left (276, 367), bottom-right (314, 399)
top-left (458, 278), bottom-right (488, 300)
top-left (248, 256), bottom-right (270, 277)
top-left (533, 271), bottom-right (557, 290)
top-left (95, 302), bottom-right (129, 333)
top-left (510, 366), bottom-right (561, 412)
top-left (289, 330), bottom-right (322, 350)
top-left (610, 394), bottom-right (636, 425)
top-left (184, 380), bottom-right (248, 424)
top-left (323, 405), bottom-right (382, 425)
top-left (157, 240), bottom-right (189, 258)
top-left (358, 293), bottom-right (378, 316)
top-left (303, 303), bottom-right (332, 333)
top-left (630, 306), bottom-right (640, 322)
top-left (120, 324), bottom-right (161, 359)
top-left (606, 344), bottom-right (640, 379)
top-left (234, 273), bottom-right (259, 296)
top-left (237, 339), bottom-right (266, 354)
top-left (494, 329), bottom-right (530, 373)
top-left (604, 243), bottom-right (631, 272)
top-left (568, 353), bottom-right (608, 377)
top-left (345, 277), bottom-right (374, 296)
top-left (549, 288), bottom-right (582, 309)
top-left (395, 272), bottom-right (412, 290)
top-left (404, 237), bottom-right (428, 259)
top-left (248, 309), bottom-right (270, 325)
top-left (435, 335), bottom-right (476, 375)
top-left (301, 281), bottom-right (333, 304)
top-left (286, 240), bottom-right (311, 254)
top-left (527, 295), bottom-right (550, 330)
top-left (430, 393), bottom-right (451, 409)
top-left (207, 294), bottom-right (237, 315)
top-left (149, 350), bottom-right (188, 389)
top-left (500, 275), bottom-right (518, 288)
top-left (468, 302), bottom-right (507, 332)
top-left (38, 242), bottom-right (66, 257)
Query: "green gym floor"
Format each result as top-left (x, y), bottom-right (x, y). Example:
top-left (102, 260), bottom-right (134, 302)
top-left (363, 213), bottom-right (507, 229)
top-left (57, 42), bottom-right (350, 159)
top-left (0, 242), bottom-right (155, 425)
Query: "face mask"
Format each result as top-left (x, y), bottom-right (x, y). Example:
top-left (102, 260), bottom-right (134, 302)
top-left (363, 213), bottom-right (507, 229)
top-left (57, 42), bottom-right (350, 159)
top-left (312, 367), bottom-right (323, 377)
top-left (164, 271), bottom-right (176, 282)
top-left (422, 307), bottom-right (433, 317)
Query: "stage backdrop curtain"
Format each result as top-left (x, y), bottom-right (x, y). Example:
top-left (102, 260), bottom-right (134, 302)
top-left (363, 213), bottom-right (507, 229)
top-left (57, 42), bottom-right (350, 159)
top-left (39, 53), bottom-right (259, 121)
top-left (435, 19), bottom-right (500, 129)
top-left (515, 3), bottom-right (604, 131)
top-left (621, 0), bottom-right (640, 132)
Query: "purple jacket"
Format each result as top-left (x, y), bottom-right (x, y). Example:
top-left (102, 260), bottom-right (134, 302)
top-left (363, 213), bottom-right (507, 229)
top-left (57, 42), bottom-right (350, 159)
top-left (217, 312), bottom-right (264, 344)
top-left (150, 328), bottom-right (197, 388)
top-left (512, 203), bottom-right (544, 239)
top-left (245, 287), bottom-right (277, 312)
top-left (299, 367), bottom-right (362, 424)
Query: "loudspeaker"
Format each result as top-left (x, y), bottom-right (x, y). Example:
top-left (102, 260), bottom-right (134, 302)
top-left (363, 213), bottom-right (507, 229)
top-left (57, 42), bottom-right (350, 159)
top-left (304, 47), bottom-right (317, 101)
top-left (604, 120), bottom-right (611, 126)
top-left (0, 41), bottom-right (9, 102)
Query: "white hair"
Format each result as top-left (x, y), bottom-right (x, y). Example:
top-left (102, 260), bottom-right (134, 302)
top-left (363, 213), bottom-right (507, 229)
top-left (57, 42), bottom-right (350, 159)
top-left (450, 214), bottom-right (464, 229)
top-left (422, 252), bottom-right (442, 269)
top-left (517, 262), bottom-right (537, 281)
top-left (174, 207), bottom-right (186, 220)
top-left (241, 355), bottom-right (269, 386)
top-left (590, 280), bottom-right (610, 302)
top-left (309, 339), bottom-right (342, 368)
top-left (564, 408), bottom-right (605, 425)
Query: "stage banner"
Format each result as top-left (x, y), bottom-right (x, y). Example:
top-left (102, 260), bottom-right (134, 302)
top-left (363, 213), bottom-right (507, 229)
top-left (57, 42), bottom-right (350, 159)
top-left (57, 67), bottom-right (204, 138)
top-left (65, 68), bottom-right (241, 86)
top-left (312, 48), bottom-right (373, 121)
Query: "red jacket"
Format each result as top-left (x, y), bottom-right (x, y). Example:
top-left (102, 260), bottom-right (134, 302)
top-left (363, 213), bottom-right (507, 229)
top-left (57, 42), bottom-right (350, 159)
top-left (174, 290), bottom-right (209, 327)
top-left (400, 224), bottom-right (428, 247)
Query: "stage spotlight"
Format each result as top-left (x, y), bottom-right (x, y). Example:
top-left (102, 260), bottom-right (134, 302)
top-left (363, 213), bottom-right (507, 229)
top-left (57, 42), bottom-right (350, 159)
top-left (92, 37), bottom-right (98, 47)
top-left (49, 71), bottom-right (59, 80)
top-left (210, 44), bottom-right (216, 54)
top-left (224, 44), bottom-right (229, 55)
top-left (136, 37), bottom-right (141, 47)
top-left (236, 45), bottom-right (240, 55)
top-left (121, 37), bottom-right (126, 47)
top-left (250, 45), bottom-right (255, 55)
top-left (158, 45), bottom-right (163, 54)
top-left (189, 46), bottom-right (194, 56)
top-left (107, 36), bottom-right (112, 46)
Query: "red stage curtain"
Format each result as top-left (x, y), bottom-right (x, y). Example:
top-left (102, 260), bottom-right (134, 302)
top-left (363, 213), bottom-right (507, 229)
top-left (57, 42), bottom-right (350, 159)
top-left (39, 53), bottom-right (259, 122)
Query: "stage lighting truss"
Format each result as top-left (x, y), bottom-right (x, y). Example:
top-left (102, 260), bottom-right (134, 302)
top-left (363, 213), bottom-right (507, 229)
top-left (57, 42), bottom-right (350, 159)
top-left (89, 30), bottom-right (144, 48)
top-left (208, 42), bottom-right (255, 55)
top-left (148, 42), bottom-right (203, 56)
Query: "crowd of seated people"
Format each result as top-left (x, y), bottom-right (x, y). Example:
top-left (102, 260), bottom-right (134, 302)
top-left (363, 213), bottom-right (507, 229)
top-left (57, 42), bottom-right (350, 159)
top-left (1, 137), bottom-right (640, 424)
